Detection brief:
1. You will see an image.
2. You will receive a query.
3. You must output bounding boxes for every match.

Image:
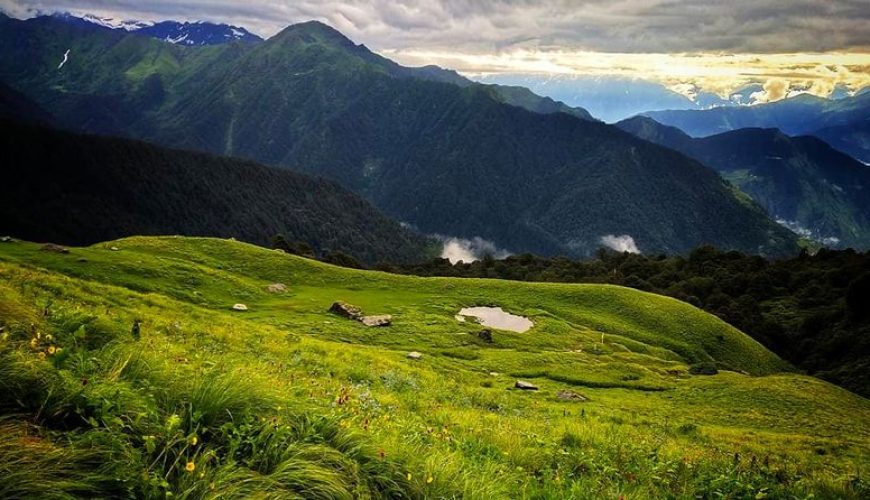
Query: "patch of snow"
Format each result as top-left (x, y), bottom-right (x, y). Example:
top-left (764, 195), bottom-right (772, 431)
top-left (57, 49), bottom-right (70, 70)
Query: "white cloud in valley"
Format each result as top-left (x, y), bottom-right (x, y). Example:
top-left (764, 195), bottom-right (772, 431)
top-left (440, 236), bottom-right (510, 264)
top-left (3, 0), bottom-right (869, 100)
top-left (600, 235), bottom-right (640, 254)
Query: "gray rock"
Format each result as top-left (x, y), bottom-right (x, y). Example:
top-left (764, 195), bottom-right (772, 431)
top-left (267, 283), bottom-right (288, 293)
top-left (556, 390), bottom-right (588, 401)
top-left (232, 303), bottom-right (248, 311)
top-left (40, 243), bottom-right (69, 254)
top-left (110, 246), bottom-right (120, 251)
top-left (515, 380), bottom-right (538, 390)
top-left (477, 329), bottom-right (493, 343)
top-left (407, 351), bottom-right (423, 360)
top-left (329, 301), bottom-right (363, 320)
top-left (361, 315), bottom-right (392, 327)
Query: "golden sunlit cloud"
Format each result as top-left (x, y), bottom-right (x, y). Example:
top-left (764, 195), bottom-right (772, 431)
top-left (383, 48), bottom-right (870, 102)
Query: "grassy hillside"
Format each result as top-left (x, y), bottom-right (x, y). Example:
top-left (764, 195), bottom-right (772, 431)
top-left (0, 236), bottom-right (867, 498)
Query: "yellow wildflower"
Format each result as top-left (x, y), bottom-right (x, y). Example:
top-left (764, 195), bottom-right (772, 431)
top-left (406, 473), bottom-right (412, 481)
top-left (45, 334), bottom-right (53, 341)
top-left (29, 338), bottom-right (38, 348)
top-left (185, 461), bottom-right (196, 472)
top-left (47, 346), bottom-right (56, 355)
top-left (190, 436), bottom-right (198, 446)
top-left (427, 476), bottom-right (433, 484)
top-left (38, 352), bottom-right (46, 360)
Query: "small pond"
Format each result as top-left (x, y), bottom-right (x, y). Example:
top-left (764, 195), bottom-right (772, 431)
top-left (456, 306), bottom-right (533, 333)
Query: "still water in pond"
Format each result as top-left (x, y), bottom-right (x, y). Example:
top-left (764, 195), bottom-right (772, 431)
top-left (456, 307), bottom-right (533, 333)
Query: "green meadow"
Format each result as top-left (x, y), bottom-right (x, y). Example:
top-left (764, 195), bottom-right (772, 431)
top-left (0, 236), bottom-right (867, 499)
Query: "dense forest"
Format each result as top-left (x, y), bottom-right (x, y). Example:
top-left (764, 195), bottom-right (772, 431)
top-left (0, 120), bottom-right (433, 264)
top-left (326, 246), bottom-right (869, 396)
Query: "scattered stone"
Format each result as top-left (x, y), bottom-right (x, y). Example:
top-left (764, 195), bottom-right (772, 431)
top-left (329, 301), bottom-right (363, 320)
top-left (232, 303), bottom-right (248, 311)
top-left (267, 283), bottom-right (288, 293)
top-left (110, 246), bottom-right (120, 251)
top-left (407, 351), bottom-right (423, 360)
top-left (515, 380), bottom-right (539, 391)
top-left (361, 315), bottom-right (392, 327)
top-left (477, 329), bottom-right (493, 343)
top-left (556, 390), bottom-right (588, 401)
top-left (489, 372), bottom-right (500, 377)
top-left (40, 243), bottom-right (69, 254)
top-left (0, 236), bottom-right (14, 243)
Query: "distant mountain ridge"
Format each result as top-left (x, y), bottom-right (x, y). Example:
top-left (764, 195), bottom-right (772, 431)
top-left (617, 116), bottom-right (870, 248)
top-left (0, 16), bottom-right (799, 257)
top-left (644, 93), bottom-right (870, 163)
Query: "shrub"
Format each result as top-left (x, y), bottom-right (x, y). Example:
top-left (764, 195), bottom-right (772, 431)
top-left (689, 362), bottom-right (719, 375)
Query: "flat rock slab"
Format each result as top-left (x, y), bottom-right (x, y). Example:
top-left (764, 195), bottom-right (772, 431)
top-left (407, 351), bottom-right (423, 360)
top-left (267, 283), bottom-right (288, 293)
top-left (41, 243), bottom-right (69, 254)
top-left (232, 303), bottom-right (248, 311)
top-left (515, 380), bottom-right (539, 390)
top-left (329, 301), bottom-right (363, 320)
top-left (361, 315), bottom-right (392, 327)
top-left (329, 302), bottom-right (391, 327)
top-left (556, 390), bottom-right (588, 401)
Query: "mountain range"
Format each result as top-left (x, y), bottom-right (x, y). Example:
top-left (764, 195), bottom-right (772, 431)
top-left (617, 116), bottom-right (870, 248)
top-left (0, 14), bottom-right (800, 258)
top-left (645, 93), bottom-right (870, 164)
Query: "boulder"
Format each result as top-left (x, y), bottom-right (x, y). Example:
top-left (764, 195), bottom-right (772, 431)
top-left (329, 301), bottom-right (363, 320)
top-left (0, 236), bottom-right (14, 243)
top-left (267, 283), bottom-right (288, 293)
top-left (556, 390), bottom-right (588, 401)
top-left (477, 329), bottom-right (493, 343)
top-left (232, 303), bottom-right (248, 311)
top-left (407, 351), bottom-right (423, 360)
top-left (40, 243), bottom-right (69, 254)
top-left (515, 380), bottom-right (538, 390)
top-left (110, 246), bottom-right (120, 251)
top-left (361, 315), bottom-right (392, 327)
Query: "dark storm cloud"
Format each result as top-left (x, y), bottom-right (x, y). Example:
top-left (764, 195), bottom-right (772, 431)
top-left (3, 0), bottom-right (869, 53)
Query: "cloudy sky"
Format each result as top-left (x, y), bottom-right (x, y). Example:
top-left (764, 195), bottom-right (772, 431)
top-left (3, 0), bottom-right (869, 99)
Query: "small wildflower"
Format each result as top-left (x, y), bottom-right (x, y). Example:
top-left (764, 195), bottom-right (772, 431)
top-left (426, 476), bottom-right (433, 484)
top-left (406, 472), bottom-right (412, 481)
top-left (199, 472), bottom-right (205, 479)
top-left (29, 338), bottom-right (38, 348)
top-left (45, 334), bottom-right (53, 341)
top-left (185, 461), bottom-right (195, 472)
top-left (38, 352), bottom-right (46, 360)
top-left (189, 436), bottom-right (198, 446)
top-left (47, 346), bottom-right (56, 355)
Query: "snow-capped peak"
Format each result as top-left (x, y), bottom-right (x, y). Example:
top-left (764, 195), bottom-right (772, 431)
top-left (79, 13), bottom-right (153, 31)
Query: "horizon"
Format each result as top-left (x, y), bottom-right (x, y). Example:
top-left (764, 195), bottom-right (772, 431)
top-left (2, 0), bottom-right (869, 104)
